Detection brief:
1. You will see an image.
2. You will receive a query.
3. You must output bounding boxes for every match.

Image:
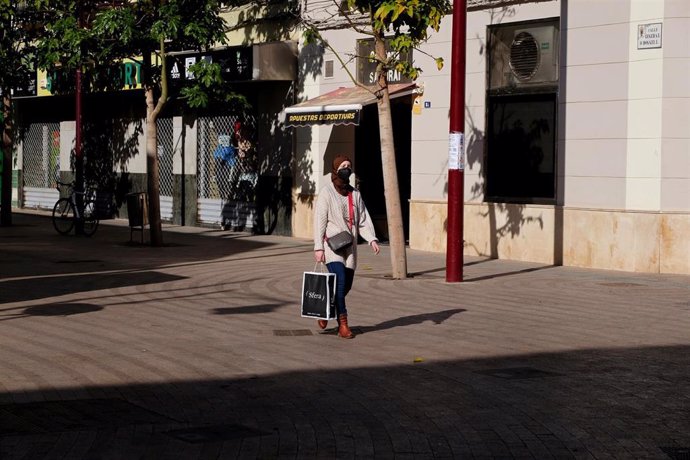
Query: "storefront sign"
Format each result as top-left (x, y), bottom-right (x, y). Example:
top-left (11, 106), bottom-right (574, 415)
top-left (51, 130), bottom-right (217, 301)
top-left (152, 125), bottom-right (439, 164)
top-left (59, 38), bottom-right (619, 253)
top-left (13, 46), bottom-right (252, 98)
top-left (357, 38), bottom-right (412, 85)
top-left (638, 23), bottom-right (662, 49)
top-left (8, 73), bottom-right (37, 98)
top-left (12, 58), bottom-right (149, 98)
top-left (286, 109), bottom-right (360, 126)
top-left (167, 46), bottom-right (252, 85)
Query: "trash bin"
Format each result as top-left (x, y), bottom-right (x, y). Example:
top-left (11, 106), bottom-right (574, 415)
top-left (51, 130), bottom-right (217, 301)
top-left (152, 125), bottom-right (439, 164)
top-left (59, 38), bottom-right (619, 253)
top-left (126, 192), bottom-right (148, 243)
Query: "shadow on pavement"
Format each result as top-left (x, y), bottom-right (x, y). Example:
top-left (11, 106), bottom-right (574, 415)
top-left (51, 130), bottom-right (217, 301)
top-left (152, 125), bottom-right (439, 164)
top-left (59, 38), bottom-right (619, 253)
top-left (0, 303), bottom-right (104, 321)
top-left (359, 308), bottom-right (467, 333)
top-left (212, 303), bottom-right (287, 315)
top-left (0, 213), bottom-right (283, 280)
top-left (0, 345), bottom-right (689, 458)
top-left (23, 303), bottom-right (103, 317)
top-left (465, 265), bottom-right (555, 282)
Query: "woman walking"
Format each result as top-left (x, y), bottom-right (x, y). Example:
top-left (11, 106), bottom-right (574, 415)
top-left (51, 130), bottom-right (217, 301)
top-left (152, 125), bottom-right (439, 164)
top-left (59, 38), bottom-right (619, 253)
top-left (314, 155), bottom-right (380, 339)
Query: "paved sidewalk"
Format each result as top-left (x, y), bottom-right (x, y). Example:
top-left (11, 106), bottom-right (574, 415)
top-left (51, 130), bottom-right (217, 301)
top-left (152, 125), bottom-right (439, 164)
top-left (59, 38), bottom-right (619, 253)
top-left (1, 211), bottom-right (689, 459)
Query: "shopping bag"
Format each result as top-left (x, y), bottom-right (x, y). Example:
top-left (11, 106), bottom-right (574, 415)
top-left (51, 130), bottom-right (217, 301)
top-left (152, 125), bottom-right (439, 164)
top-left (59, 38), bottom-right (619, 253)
top-left (301, 265), bottom-right (336, 319)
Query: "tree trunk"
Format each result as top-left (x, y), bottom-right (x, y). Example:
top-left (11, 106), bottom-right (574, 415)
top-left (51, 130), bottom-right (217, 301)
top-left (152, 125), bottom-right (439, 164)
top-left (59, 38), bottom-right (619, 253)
top-left (374, 35), bottom-right (407, 279)
top-left (145, 87), bottom-right (163, 247)
top-left (1, 94), bottom-right (13, 226)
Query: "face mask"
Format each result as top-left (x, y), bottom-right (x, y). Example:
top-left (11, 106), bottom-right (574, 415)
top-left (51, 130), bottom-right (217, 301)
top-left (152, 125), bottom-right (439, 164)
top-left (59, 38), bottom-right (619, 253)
top-left (337, 168), bottom-right (352, 181)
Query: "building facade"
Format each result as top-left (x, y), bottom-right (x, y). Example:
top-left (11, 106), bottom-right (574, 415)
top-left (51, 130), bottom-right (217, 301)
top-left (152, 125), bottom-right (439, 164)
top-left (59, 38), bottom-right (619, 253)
top-left (13, 5), bottom-right (300, 236)
top-left (10, 0), bottom-right (689, 275)
top-left (290, 0), bottom-right (690, 275)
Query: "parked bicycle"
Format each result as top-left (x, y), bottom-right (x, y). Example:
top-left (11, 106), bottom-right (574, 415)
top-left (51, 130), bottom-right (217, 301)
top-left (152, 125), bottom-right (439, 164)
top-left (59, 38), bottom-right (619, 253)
top-left (52, 181), bottom-right (99, 236)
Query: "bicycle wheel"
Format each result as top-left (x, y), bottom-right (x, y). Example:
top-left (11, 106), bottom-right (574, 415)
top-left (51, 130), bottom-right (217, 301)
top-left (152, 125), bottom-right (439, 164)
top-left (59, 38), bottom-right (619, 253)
top-left (82, 200), bottom-right (99, 236)
top-left (52, 198), bottom-right (75, 235)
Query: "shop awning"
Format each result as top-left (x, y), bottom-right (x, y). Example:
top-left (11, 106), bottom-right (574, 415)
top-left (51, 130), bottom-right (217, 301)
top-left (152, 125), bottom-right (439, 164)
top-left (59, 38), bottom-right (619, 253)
top-left (284, 82), bottom-right (417, 127)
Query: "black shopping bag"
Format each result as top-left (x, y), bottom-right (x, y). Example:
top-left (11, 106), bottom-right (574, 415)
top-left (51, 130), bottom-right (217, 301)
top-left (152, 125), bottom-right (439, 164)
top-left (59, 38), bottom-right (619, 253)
top-left (301, 268), bottom-right (336, 319)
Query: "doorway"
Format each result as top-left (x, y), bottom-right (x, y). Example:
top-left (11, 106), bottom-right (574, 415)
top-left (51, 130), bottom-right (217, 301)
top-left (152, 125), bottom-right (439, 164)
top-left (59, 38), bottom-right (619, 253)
top-left (354, 98), bottom-right (412, 242)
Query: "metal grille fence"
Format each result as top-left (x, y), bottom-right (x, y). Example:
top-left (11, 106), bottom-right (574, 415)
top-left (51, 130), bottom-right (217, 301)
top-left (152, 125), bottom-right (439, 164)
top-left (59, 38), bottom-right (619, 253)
top-left (22, 123), bottom-right (60, 188)
top-left (157, 118), bottom-right (174, 198)
top-left (197, 115), bottom-right (258, 230)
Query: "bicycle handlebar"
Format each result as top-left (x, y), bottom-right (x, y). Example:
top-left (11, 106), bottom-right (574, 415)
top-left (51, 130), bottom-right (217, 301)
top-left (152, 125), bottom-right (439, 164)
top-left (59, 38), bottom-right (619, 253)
top-left (55, 181), bottom-right (89, 196)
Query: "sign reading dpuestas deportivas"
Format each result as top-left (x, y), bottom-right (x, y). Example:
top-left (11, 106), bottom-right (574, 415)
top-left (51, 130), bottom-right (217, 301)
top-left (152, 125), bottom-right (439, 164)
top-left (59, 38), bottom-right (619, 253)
top-left (285, 109), bottom-right (360, 127)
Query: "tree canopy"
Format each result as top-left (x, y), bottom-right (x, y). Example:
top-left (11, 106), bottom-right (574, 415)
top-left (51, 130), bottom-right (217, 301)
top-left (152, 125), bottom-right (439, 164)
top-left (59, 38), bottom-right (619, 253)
top-left (0, 0), bottom-right (44, 94)
top-left (29, 0), bottom-right (246, 244)
top-left (34, 0), bottom-right (239, 107)
top-left (303, 0), bottom-right (450, 82)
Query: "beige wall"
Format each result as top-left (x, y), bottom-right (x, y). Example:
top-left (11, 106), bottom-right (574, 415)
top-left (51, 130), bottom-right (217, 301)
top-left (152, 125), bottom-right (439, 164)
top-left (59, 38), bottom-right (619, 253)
top-left (58, 120), bottom-right (147, 176)
top-left (292, 190), bottom-right (316, 240)
top-left (410, 199), bottom-right (690, 274)
top-left (660, 4), bottom-right (690, 212)
top-left (291, 30), bottom-right (361, 238)
top-left (561, 0), bottom-right (690, 212)
top-left (172, 117), bottom-right (197, 176)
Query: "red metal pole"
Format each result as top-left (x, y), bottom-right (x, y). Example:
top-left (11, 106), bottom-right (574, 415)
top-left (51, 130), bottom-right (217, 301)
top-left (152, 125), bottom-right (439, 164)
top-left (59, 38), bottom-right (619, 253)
top-left (73, 67), bottom-right (85, 234)
top-left (446, 0), bottom-right (467, 282)
top-left (74, 4), bottom-right (85, 233)
top-left (75, 2), bottom-right (83, 174)
top-left (75, 68), bottom-right (82, 167)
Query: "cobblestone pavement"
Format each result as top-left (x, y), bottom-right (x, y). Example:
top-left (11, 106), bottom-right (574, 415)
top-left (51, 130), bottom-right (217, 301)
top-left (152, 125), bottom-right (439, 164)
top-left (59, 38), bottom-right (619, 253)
top-left (1, 211), bottom-right (689, 459)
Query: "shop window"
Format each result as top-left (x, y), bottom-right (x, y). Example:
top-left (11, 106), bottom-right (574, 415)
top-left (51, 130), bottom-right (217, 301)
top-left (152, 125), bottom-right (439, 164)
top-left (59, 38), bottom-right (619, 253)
top-left (486, 93), bottom-right (556, 202)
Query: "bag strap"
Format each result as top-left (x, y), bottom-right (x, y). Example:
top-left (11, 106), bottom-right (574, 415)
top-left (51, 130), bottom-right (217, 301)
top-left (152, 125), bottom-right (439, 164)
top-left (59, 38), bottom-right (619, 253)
top-left (323, 192), bottom-right (355, 244)
top-left (314, 261), bottom-right (327, 272)
top-left (347, 192), bottom-right (354, 231)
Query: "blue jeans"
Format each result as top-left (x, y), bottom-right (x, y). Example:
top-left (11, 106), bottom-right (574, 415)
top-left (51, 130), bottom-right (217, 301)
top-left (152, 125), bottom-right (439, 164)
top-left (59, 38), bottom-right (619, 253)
top-left (327, 262), bottom-right (355, 316)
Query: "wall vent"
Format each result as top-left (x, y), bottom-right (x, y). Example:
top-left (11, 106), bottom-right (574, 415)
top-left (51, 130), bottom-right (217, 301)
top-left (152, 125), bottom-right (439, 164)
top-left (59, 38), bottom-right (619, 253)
top-left (510, 32), bottom-right (540, 80)
top-left (325, 60), bottom-right (334, 78)
top-left (489, 23), bottom-right (559, 90)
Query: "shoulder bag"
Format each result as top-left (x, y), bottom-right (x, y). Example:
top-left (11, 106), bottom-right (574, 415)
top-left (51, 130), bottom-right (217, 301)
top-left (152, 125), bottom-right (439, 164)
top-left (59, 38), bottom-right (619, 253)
top-left (326, 192), bottom-right (354, 252)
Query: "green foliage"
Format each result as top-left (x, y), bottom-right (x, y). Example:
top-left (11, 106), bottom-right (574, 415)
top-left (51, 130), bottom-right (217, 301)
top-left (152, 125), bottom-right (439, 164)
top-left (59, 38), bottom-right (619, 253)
top-left (90, 7), bottom-right (136, 45)
top-left (0, 0), bottom-right (46, 91)
top-left (369, 0), bottom-right (448, 36)
top-left (394, 60), bottom-right (420, 80)
top-left (179, 60), bottom-right (249, 109)
top-left (435, 56), bottom-right (444, 71)
top-left (33, 0), bottom-right (240, 109)
top-left (302, 27), bottom-right (322, 46)
top-left (39, 15), bottom-right (89, 70)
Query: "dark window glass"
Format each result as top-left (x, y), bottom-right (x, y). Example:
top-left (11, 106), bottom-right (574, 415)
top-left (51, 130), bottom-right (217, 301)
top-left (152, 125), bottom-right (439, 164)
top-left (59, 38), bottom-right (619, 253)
top-left (486, 93), bottom-right (556, 202)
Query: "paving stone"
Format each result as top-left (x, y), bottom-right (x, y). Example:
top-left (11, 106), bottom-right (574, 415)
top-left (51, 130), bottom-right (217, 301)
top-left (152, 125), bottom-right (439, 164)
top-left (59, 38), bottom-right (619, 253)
top-left (1, 211), bottom-right (689, 458)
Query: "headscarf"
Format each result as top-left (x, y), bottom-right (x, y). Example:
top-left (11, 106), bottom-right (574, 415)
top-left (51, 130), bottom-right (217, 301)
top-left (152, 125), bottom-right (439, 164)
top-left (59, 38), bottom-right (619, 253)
top-left (331, 155), bottom-right (352, 197)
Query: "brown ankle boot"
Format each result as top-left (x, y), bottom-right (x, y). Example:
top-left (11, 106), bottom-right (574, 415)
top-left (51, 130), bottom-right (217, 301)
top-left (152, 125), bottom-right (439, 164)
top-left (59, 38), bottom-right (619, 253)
top-left (317, 320), bottom-right (328, 329)
top-left (337, 314), bottom-right (354, 339)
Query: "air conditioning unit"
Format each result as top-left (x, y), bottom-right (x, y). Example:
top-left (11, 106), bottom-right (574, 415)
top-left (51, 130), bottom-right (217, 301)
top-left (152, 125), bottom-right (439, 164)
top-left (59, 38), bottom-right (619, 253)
top-left (490, 24), bottom-right (559, 89)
